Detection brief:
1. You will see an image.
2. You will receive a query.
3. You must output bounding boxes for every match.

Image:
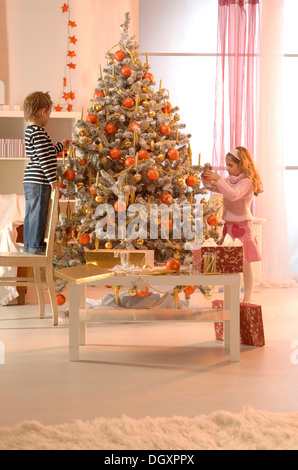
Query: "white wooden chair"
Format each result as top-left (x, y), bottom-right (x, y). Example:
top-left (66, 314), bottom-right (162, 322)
top-left (0, 189), bottom-right (59, 325)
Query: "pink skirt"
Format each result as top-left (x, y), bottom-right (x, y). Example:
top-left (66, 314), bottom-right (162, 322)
top-left (222, 220), bottom-right (261, 263)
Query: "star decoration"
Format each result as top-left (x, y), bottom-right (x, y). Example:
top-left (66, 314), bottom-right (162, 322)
top-left (69, 36), bottom-right (78, 44)
top-left (69, 91), bottom-right (76, 100)
top-left (67, 103), bottom-right (73, 112)
top-left (67, 50), bottom-right (76, 58)
top-left (62, 92), bottom-right (70, 101)
top-left (54, 104), bottom-right (63, 112)
top-left (68, 20), bottom-right (77, 28)
top-left (67, 62), bottom-right (76, 69)
top-left (62, 3), bottom-right (69, 13)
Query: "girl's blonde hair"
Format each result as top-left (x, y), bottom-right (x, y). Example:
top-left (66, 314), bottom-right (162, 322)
top-left (227, 146), bottom-right (263, 196)
top-left (23, 91), bottom-right (53, 122)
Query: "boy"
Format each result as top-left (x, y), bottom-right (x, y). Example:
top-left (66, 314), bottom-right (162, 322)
top-left (23, 91), bottom-right (71, 254)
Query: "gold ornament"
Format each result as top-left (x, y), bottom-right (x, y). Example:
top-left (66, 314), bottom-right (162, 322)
top-left (174, 114), bottom-right (181, 121)
top-left (150, 140), bottom-right (155, 151)
top-left (174, 251), bottom-right (181, 260)
top-left (95, 104), bottom-right (103, 112)
top-left (142, 264), bottom-right (153, 270)
top-left (105, 242), bottom-right (113, 249)
top-left (142, 100), bottom-right (149, 108)
top-left (113, 113), bottom-right (120, 119)
top-left (142, 86), bottom-right (149, 93)
top-left (134, 173), bottom-right (142, 182)
top-left (177, 177), bottom-right (185, 186)
top-left (107, 58), bottom-right (114, 64)
top-left (136, 238), bottom-right (144, 246)
top-left (128, 288), bottom-right (137, 296)
top-left (87, 137), bottom-right (93, 144)
top-left (100, 156), bottom-right (108, 165)
top-left (148, 110), bottom-right (155, 118)
top-left (98, 143), bottom-right (103, 151)
top-left (96, 195), bottom-right (103, 203)
top-left (86, 207), bottom-right (93, 215)
top-left (158, 153), bottom-right (165, 162)
top-left (124, 140), bottom-right (132, 148)
top-left (79, 129), bottom-right (87, 137)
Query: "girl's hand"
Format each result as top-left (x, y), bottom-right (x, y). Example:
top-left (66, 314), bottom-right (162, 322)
top-left (203, 170), bottom-right (221, 182)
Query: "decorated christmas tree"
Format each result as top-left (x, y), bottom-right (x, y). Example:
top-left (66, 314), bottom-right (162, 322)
top-left (55, 13), bottom-right (222, 296)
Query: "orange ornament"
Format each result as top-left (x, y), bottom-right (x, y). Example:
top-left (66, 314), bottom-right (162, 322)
top-left (161, 193), bottom-right (173, 204)
top-left (104, 123), bottom-right (117, 135)
top-left (125, 157), bottom-right (136, 167)
top-left (56, 294), bottom-right (66, 306)
top-left (147, 169), bottom-right (159, 181)
top-left (121, 66), bottom-right (132, 77)
top-left (185, 175), bottom-right (197, 187)
top-left (183, 285), bottom-right (196, 295)
top-left (114, 200), bottom-right (127, 213)
top-left (207, 214), bottom-right (219, 226)
top-left (143, 72), bottom-right (154, 82)
top-left (167, 148), bottom-right (179, 161)
top-left (165, 259), bottom-right (180, 271)
top-left (129, 122), bottom-right (141, 133)
top-left (78, 233), bottom-right (90, 245)
top-left (93, 90), bottom-right (105, 99)
top-left (66, 228), bottom-right (78, 239)
top-left (109, 148), bottom-right (121, 160)
top-left (161, 102), bottom-right (172, 113)
top-left (137, 287), bottom-right (149, 297)
top-left (86, 114), bottom-right (98, 124)
top-left (123, 97), bottom-right (135, 108)
top-left (114, 50), bottom-right (126, 61)
top-left (159, 124), bottom-right (171, 136)
top-left (137, 149), bottom-right (149, 160)
top-left (89, 184), bottom-right (97, 196)
top-left (161, 219), bottom-right (173, 231)
top-left (63, 169), bottom-right (75, 181)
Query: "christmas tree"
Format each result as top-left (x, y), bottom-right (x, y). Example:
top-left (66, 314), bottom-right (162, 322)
top-left (55, 13), bottom-right (222, 295)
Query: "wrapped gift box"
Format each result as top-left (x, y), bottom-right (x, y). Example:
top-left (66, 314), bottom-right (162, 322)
top-left (212, 300), bottom-right (265, 347)
top-left (193, 246), bottom-right (243, 273)
top-left (85, 249), bottom-right (154, 270)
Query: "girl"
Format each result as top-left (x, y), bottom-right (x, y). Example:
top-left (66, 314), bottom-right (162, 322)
top-left (202, 146), bottom-right (263, 303)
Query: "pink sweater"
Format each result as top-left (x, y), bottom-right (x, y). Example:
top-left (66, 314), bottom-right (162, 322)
top-left (211, 173), bottom-right (254, 222)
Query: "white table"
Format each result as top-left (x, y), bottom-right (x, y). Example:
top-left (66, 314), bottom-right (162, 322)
top-left (56, 265), bottom-right (241, 362)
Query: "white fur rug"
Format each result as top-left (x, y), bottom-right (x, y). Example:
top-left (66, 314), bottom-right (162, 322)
top-left (1, 407), bottom-right (298, 450)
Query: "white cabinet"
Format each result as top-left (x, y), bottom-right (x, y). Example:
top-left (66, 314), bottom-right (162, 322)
top-left (0, 111), bottom-right (80, 195)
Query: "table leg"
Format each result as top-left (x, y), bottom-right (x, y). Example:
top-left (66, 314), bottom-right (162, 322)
top-left (229, 283), bottom-right (240, 362)
top-left (223, 286), bottom-right (230, 347)
top-left (79, 285), bottom-right (86, 346)
top-left (69, 284), bottom-right (80, 361)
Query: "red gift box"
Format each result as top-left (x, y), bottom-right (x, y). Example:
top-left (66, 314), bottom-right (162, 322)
top-left (193, 246), bottom-right (243, 273)
top-left (212, 300), bottom-right (265, 347)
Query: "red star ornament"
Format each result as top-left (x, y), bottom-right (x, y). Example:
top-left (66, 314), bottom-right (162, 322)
top-left (69, 36), bottom-right (78, 45)
top-left (69, 91), bottom-right (76, 100)
top-left (67, 50), bottom-right (76, 58)
top-left (62, 92), bottom-right (70, 101)
top-left (67, 103), bottom-right (73, 112)
top-left (54, 104), bottom-right (63, 112)
top-left (62, 3), bottom-right (68, 13)
top-left (68, 21), bottom-right (77, 28)
top-left (67, 62), bottom-right (76, 69)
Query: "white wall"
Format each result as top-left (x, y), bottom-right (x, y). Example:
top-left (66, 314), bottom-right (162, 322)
top-left (2, 0), bottom-right (139, 111)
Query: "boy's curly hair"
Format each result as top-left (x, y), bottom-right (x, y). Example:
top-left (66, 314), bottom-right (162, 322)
top-left (23, 91), bottom-right (53, 122)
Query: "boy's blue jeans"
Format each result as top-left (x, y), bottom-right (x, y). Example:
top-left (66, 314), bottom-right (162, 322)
top-left (23, 183), bottom-right (51, 254)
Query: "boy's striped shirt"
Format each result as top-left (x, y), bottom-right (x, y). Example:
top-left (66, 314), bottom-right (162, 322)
top-left (23, 125), bottom-right (63, 185)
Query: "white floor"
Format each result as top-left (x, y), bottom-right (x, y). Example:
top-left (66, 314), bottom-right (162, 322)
top-left (0, 285), bottom-right (298, 427)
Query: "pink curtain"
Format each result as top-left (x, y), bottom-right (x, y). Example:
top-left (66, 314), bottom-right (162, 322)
top-left (212, 0), bottom-right (260, 172)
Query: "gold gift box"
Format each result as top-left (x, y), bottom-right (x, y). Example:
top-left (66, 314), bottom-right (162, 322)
top-left (85, 249), bottom-right (154, 269)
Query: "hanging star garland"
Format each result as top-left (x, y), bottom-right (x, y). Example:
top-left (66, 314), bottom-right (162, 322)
top-left (54, 0), bottom-right (77, 112)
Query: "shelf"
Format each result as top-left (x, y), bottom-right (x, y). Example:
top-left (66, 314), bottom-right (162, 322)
top-left (0, 111), bottom-right (81, 119)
